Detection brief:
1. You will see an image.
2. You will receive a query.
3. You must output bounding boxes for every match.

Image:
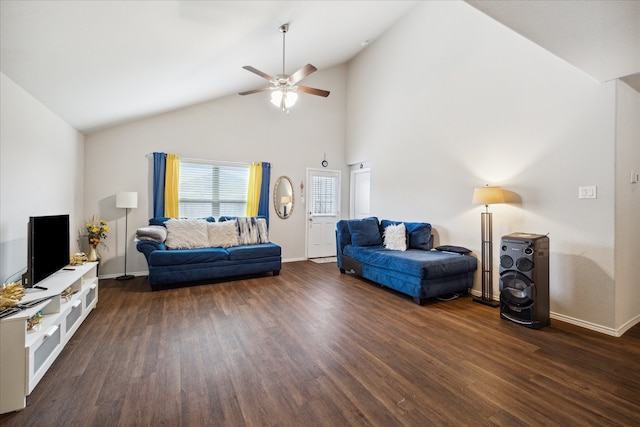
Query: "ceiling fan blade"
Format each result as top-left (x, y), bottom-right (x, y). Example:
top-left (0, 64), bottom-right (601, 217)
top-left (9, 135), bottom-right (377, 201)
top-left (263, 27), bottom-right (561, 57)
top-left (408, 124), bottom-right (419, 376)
top-left (242, 66), bottom-right (277, 84)
top-left (288, 64), bottom-right (317, 85)
top-left (297, 86), bottom-right (330, 97)
top-left (239, 87), bottom-right (273, 96)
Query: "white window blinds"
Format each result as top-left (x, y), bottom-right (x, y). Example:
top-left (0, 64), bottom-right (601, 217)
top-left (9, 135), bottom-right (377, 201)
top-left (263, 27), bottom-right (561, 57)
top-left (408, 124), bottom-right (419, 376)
top-left (179, 161), bottom-right (250, 218)
top-left (311, 175), bottom-right (337, 215)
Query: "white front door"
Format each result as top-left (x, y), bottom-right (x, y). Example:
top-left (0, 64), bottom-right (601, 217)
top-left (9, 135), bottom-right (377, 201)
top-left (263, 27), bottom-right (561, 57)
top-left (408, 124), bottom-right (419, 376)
top-left (306, 169), bottom-right (341, 259)
top-left (350, 168), bottom-right (371, 219)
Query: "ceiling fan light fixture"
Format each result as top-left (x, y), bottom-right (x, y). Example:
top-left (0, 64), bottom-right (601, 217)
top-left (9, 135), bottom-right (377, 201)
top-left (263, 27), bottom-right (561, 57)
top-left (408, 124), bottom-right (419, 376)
top-left (270, 89), bottom-right (298, 111)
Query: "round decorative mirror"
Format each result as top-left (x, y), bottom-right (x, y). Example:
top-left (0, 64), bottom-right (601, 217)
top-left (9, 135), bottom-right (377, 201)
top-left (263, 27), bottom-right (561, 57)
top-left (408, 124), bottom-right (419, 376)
top-left (274, 176), bottom-right (294, 219)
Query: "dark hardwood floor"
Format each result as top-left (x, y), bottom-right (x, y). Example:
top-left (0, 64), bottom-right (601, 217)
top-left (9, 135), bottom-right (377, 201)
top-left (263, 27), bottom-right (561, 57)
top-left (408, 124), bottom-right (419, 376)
top-left (2, 261), bottom-right (639, 426)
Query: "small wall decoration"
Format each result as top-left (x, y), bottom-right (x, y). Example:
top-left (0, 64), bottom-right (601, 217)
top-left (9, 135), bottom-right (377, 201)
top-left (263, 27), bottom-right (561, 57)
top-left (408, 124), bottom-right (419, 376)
top-left (321, 153), bottom-right (328, 168)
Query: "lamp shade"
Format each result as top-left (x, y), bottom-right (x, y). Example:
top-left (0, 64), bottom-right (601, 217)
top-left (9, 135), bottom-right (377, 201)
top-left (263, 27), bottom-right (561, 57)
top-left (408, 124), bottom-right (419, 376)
top-left (281, 196), bottom-right (292, 204)
top-left (116, 191), bottom-right (138, 209)
top-left (472, 186), bottom-right (504, 205)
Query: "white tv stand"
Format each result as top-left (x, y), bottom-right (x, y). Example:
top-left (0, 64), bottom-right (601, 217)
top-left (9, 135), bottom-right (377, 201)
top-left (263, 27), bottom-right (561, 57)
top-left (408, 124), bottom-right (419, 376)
top-left (0, 262), bottom-right (98, 414)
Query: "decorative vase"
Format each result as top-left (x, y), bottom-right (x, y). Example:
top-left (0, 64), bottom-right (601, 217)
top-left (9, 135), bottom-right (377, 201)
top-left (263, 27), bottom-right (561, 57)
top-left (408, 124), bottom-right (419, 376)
top-left (87, 244), bottom-right (99, 262)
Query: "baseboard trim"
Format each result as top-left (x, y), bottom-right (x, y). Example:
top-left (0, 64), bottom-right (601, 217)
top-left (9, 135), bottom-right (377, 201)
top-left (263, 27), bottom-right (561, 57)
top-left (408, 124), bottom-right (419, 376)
top-left (469, 289), bottom-right (640, 337)
top-left (617, 314), bottom-right (640, 335)
top-left (99, 270), bottom-right (148, 280)
top-left (469, 289), bottom-right (498, 301)
top-left (550, 312), bottom-right (640, 338)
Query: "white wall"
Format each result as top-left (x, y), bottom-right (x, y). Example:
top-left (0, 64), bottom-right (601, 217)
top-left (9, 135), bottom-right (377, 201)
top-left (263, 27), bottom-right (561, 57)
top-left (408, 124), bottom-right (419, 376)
top-left (0, 72), bottom-right (85, 283)
top-left (83, 65), bottom-right (347, 277)
top-left (615, 80), bottom-right (640, 332)
top-left (346, 1), bottom-right (630, 333)
top-left (2, 1), bottom-right (636, 335)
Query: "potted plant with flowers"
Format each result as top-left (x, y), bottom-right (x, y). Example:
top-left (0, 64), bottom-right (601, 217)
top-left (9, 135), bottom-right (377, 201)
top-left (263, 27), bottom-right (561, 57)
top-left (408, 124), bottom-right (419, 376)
top-left (86, 215), bottom-right (110, 262)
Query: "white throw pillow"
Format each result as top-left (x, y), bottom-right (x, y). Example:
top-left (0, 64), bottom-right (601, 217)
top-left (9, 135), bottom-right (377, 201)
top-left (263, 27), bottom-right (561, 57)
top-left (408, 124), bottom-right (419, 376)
top-left (164, 218), bottom-right (209, 249)
top-left (207, 220), bottom-right (239, 248)
top-left (384, 223), bottom-right (407, 251)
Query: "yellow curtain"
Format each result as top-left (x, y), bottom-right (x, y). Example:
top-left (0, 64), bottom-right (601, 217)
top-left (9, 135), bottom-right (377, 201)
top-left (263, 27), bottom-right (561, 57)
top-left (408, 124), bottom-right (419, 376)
top-left (246, 162), bottom-right (262, 216)
top-left (164, 154), bottom-right (180, 217)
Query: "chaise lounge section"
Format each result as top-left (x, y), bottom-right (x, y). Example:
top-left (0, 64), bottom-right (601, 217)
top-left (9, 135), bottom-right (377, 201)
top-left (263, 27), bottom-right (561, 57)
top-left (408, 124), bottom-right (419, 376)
top-left (336, 217), bottom-right (477, 304)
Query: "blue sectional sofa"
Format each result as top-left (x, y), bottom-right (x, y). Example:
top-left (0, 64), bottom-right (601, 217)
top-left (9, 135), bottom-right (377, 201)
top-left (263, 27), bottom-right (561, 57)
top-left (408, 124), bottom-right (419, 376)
top-left (136, 216), bottom-right (281, 290)
top-left (336, 217), bottom-right (477, 304)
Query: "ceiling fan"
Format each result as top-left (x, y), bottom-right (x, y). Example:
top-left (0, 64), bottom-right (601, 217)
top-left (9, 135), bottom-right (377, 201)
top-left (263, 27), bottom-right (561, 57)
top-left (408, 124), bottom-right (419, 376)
top-left (239, 23), bottom-right (330, 113)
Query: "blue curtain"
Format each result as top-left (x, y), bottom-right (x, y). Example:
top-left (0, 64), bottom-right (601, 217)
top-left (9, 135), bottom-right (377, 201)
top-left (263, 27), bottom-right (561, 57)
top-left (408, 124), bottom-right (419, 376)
top-left (258, 162), bottom-right (271, 226)
top-left (153, 152), bottom-right (166, 218)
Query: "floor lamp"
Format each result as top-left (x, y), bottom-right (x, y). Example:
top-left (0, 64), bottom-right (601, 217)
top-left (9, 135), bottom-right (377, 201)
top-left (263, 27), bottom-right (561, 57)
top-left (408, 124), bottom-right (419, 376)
top-left (472, 185), bottom-right (504, 307)
top-left (116, 191), bottom-right (138, 281)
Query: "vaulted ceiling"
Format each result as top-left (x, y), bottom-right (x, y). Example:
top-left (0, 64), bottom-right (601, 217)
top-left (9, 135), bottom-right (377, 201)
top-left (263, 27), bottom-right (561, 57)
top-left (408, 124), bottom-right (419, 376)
top-left (467, 0), bottom-right (640, 90)
top-left (1, 1), bottom-right (638, 134)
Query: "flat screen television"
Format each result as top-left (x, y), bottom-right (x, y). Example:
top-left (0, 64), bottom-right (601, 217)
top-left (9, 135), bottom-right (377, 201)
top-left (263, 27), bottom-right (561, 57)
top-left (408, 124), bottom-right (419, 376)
top-left (26, 214), bottom-right (70, 288)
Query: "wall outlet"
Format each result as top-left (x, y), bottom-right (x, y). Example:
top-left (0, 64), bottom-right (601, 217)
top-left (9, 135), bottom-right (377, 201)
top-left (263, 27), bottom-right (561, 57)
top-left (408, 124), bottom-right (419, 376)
top-left (578, 186), bottom-right (597, 199)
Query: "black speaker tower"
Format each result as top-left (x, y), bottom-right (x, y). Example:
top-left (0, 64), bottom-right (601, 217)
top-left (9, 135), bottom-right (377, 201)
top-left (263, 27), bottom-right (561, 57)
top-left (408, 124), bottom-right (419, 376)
top-left (499, 233), bottom-right (550, 329)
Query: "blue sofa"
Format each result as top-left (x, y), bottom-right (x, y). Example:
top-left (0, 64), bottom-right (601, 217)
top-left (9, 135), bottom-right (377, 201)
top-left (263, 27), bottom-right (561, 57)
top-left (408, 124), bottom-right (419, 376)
top-left (336, 217), bottom-right (477, 304)
top-left (136, 216), bottom-right (281, 290)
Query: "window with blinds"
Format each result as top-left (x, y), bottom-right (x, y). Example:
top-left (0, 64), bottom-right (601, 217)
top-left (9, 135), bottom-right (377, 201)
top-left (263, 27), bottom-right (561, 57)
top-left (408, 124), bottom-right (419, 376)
top-left (311, 175), bottom-right (337, 215)
top-left (178, 161), bottom-right (250, 218)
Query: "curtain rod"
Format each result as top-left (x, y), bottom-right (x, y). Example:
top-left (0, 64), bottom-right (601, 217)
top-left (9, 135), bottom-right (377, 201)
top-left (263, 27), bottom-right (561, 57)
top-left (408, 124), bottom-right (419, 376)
top-left (146, 153), bottom-right (253, 167)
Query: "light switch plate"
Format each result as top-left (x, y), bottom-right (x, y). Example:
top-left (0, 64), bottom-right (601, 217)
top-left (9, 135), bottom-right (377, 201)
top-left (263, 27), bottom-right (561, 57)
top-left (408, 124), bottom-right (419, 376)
top-left (578, 186), bottom-right (597, 199)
